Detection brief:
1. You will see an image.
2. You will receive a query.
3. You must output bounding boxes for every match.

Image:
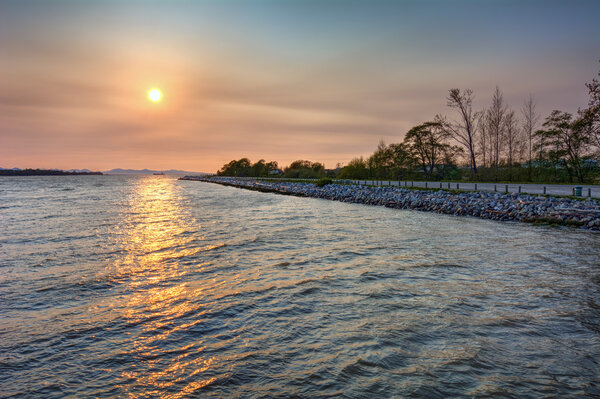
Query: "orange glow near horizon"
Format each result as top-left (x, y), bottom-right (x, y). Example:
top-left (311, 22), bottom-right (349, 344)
top-left (1, 2), bottom-right (598, 173)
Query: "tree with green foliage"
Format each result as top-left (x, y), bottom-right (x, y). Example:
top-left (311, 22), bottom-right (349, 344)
top-left (367, 141), bottom-right (392, 179)
top-left (366, 140), bottom-right (412, 179)
top-left (217, 158), bottom-right (279, 177)
top-left (249, 159), bottom-right (279, 177)
top-left (217, 158), bottom-right (251, 176)
top-left (284, 160), bottom-right (325, 178)
top-left (250, 159), bottom-right (267, 177)
top-left (403, 122), bottom-right (453, 180)
top-left (386, 143), bottom-right (413, 179)
top-left (536, 110), bottom-right (591, 183)
top-left (577, 65), bottom-right (600, 149)
top-left (338, 157), bottom-right (369, 179)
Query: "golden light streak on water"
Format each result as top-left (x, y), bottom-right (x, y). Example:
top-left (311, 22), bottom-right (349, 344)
top-left (112, 176), bottom-right (219, 398)
top-left (2, 175), bottom-right (599, 397)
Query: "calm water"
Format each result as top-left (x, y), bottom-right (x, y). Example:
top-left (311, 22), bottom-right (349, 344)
top-left (1, 175), bottom-right (599, 398)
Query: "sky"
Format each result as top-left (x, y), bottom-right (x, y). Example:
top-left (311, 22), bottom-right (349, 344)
top-left (1, 0), bottom-right (599, 172)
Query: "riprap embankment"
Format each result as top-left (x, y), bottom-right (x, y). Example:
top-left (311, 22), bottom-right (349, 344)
top-left (181, 176), bottom-right (600, 230)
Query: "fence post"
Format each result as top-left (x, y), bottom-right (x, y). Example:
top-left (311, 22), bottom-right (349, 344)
top-left (543, 186), bottom-right (546, 194)
top-left (425, 182), bottom-right (428, 188)
top-left (518, 186), bottom-right (521, 194)
top-left (494, 185), bottom-right (497, 192)
top-left (474, 183), bottom-right (477, 190)
top-left (440, 182), bottom-right (443, 189)
top-left (572, 187), bottom-right (575, 196)
top-left (505, 185), bottom-right (508, 193)
top-left (457, 183), bottom-right (459, 190)
top-left (411, 181), bottom-right (414, 187)
top-left (448, 182), bottom-right (450, 189)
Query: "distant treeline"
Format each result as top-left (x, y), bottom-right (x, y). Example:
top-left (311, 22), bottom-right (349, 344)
top-left (217, 159), bottom-right (325, 179)
top-left (0, 169), bottom-right (103, 176)
top-left (218, 64), bottom-right (600, 183)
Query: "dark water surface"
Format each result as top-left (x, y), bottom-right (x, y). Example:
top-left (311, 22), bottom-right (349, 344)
top-left (1, 175), bottom-right (599, 398)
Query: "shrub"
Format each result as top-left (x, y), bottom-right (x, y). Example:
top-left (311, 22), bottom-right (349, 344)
top-left (315, 177), bottom-right (333, 187)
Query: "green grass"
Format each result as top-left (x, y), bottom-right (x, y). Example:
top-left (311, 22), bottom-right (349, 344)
top-left (521, 217), bottom-right (585, 228)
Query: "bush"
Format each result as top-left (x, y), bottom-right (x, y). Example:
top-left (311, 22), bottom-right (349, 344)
top-left (315, 177), bottom-right (333, 187)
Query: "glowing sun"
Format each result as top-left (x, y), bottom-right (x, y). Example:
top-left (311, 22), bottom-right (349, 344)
top-left (148, 89), bottom-right (162, 102)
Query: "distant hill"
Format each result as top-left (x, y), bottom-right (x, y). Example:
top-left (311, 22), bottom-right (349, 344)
top-left (0, 166), bottom-right (205, 176)
top-left (0, 168), bottom-right (102, 176)
top-left (104, 168), bottom-right (206, 175)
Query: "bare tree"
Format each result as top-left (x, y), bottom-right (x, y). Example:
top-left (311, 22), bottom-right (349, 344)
top-left (521, 94), bottom-right (540, 179)
top-left (504, 110), bottom-right (523, 181)
top-left (437, 88), bottom-right (478, 174)
top-left (486, 86), bottom-right (507, 174)
top-left (477, 111), bottom-right (488, 168)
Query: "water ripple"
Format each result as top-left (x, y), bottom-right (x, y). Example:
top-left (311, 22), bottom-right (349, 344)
top-left (1, 176), bottom-right (599, 398)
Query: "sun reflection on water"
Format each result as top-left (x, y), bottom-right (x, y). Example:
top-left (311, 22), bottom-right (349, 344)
top-left (4, 176), bottom-right (600, 397)
top-left (111, 176), bottom-right (217, 397)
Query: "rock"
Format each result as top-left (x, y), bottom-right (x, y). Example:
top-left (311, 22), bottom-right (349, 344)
top-left (182, 176), bottom-right (600, 231)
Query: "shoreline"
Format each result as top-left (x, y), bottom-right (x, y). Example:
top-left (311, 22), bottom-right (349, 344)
top-left (181, 176), bottom-right (600, 231)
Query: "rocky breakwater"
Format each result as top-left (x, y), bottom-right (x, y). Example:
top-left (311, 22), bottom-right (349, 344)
top-left (181, 176), bottom-right (600, 231)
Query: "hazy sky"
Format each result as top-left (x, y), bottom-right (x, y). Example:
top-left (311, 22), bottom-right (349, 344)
top-left (1, 0), bottom-right (599, 172)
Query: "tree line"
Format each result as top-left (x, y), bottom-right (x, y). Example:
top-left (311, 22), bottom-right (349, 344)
top-left (217, 65), bottom-right (600, 183)
top-left (217, 158), bottom-right (326, 179)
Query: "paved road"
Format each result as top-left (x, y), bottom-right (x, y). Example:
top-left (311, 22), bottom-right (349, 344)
top-left (343, 180), bottom-right (600, 198)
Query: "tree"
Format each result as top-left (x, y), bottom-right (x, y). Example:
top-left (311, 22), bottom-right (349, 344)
top-left (338, 157), bottom-right (369, 179)
top-left (366, 140), bottom-right (412, 179)
top-left (577, 65), bottom-right (600, 149)
top-left (477, 112), bottom-right (490, 168)
top-left (284, 160), bottom-right (325, 178)
top-left (521, 94), bottom-right (540, 180)
top-left (217, 158), bottom-right (251, 176)
top-left (503, 110), bottom-right (523, 181)
top-left (437, 88), bottom-right (478, 174)
top-left (367, 140), bottom-right (392, 179)
top-left (265, 161), bottom-right (279, 173)
top-left (403, 122), bottom-right (451, 180)
top-left (386, 142), bottom-right (413, 179)
top-left (537, 110), bottom-right (591, 182)
top-left (217, 158), bottom-right (279, 177)
top-left (486, 86), bottom-right (508, 174)
top-left (250, 159), bottom-right (267, 176)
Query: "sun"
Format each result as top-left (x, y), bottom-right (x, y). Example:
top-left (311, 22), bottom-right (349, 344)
top-left (148, 89), bottom-right (162, 102)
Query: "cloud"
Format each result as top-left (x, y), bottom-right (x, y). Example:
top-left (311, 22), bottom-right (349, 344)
top-left (1, 0), bottom-right (599, 171)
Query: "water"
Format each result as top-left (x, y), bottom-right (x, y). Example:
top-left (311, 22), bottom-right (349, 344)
top-left (1, 175), bottom-right (599, 398)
